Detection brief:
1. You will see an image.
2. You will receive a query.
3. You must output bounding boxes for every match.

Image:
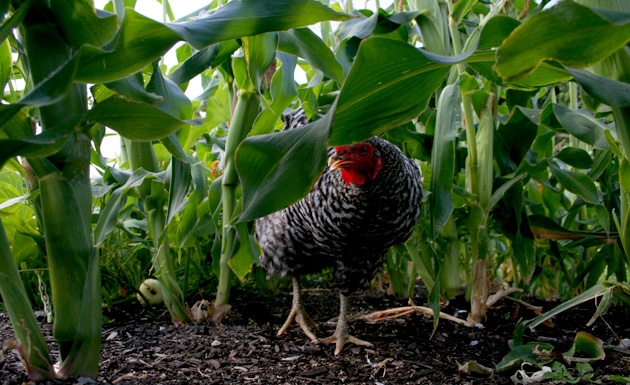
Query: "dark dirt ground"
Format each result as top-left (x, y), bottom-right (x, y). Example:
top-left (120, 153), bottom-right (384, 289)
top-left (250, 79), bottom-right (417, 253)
top-left (1, 286), bottom-right (629, 385)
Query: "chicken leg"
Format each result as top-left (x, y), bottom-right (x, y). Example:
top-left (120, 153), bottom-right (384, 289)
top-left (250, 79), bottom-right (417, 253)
top-left (318, 292), bottom-right (373, 355)
top-left (277, 276), bottom-right (318, 343)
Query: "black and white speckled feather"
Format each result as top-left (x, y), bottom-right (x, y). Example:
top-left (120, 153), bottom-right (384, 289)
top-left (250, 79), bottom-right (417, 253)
top-left (255, 109), bottom-right (423, 295)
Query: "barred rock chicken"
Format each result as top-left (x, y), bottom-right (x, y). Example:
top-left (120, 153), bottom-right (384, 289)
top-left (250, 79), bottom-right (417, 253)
top-left (255, 109), bottom-right (423, 355)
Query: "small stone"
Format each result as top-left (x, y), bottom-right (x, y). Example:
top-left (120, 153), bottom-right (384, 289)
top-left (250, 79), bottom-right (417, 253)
top-left (106, 331), bottom-right (118, 341)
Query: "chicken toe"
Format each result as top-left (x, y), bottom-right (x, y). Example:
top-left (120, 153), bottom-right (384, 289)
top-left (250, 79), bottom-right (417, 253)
top-left (318, 292), bottom-right (373, 355)
top-left (277, 276), bottom-right (318, 343)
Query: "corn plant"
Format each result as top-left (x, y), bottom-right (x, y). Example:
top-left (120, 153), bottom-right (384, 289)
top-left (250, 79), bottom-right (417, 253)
top-left (236, 0), bottom-right (630, 326)
top-left (0, 0), bottom-right (351, 379)
top-left (2, 0), bottom-right (630, 381)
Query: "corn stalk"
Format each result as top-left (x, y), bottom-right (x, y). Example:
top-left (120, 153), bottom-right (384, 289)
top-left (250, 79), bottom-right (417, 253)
top-left (125, 139), bottom-right (191, 323)
top-left (444, 0), bottom-right (502, 322)
top-left (9, 3), bottom-right (101, 377)
top-left (214, 69), bottom-right (259, 322)
top-left (1, 0), bottom-right (352, 380)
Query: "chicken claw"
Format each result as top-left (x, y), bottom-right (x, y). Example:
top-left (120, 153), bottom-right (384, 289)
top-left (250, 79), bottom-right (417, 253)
top-left (277, 276), bottom-right (318, 343)
top-left (318, 293), bottom-right (373, 355)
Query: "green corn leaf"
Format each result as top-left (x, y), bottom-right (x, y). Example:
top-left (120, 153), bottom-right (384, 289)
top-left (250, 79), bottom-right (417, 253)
top-left (1, 109), bottom-right (33, 140)
top-left (529, 214), bottom-right (618, 241)
top-left (56, 248), bottom-right (102, 378)
top-left (563, 332), bottom-right (605, 364)
top-left (452, 0), bottom-right (478, 24)
top-left (177, 199), bottom-right (198, 248)
top-left (160, 133), bottom-right (190, 163)
top-left (620, 158), bottom-right (630, 192)
top-left (473, 14), bottom-right (572, 88)
top-left (548, 159), bottom-right (600, 204)
top-left (228, 221), bottom-right (258, 281)
top-left (0, 221), bottom-right (54, 379)
top-left (487, 173), bottom-right (527, 214)
top-left (568, 68), bottom-right (630, 107)
top-left (104, 72), bottom-right (163, 104)
top-left (337, 11), bottom-right (378, 41)
top-left (271, 53), bottom-right (299, 111)
top-left (331, 37), bottom-right (451, 145)
top-left (555, 147), bottom-right (594, 169)
top-left (147, 65), bottom-right (193, 120)
top-left (168, 40), bottom-right (240, 85)
top-left (553, 104), bottom-right (610, 150)
top-left (0, 0), bottom-right (30, 44)
top-left (0, 103), bottom-right (26, 129)
top-left (168, 0), bottom-right (352, 50)
top-left (75, 2), bottom-right (351, 83)
top-left (0, 52), bottom-right (82, 133)
top-left (495, 342), bottom-right (555, 372)
top-left (0, 117), bottom-right (80, 170)
top-left (166, 156), bottom-right (192, 227)
top-left (94, 168), bottom-right (164, 246)
top-left (250, 54), bottom-right (299, 136)
top-left (0, 40), bottom-right (10, 94)
top-left (237, 106), bottom-right (334, 222)
top-left (430, 81), bottom-right (460, 239)
top-left (470, 60), bottom-right (571, 90)
top-left (477, 92), bottom-right (495, 210)
top-left (176, 164), bottom-right (210, 247)
top-left (416, 13), bottom-right (447, 55)
top-left (49, 0), bottom-right (118, 49)
top-left (604, 129), bottom-right (625, 159)
top-left (147, 64), bottom-right (194, 160)
top-left (526, 283), bottom-right (607, 329)
top-left (85, 96), bottom-right (202, 141)
top-left (529, 215), bottom-right (583, 241)
top-left (496, 1), bottom-right (630, 82)
top-left (154, 245), bottom-right (190, 323)
top-left (405, 237), bottom-right (435, 293)
top-left (376, 10), bottom-right (420, 36)
top-left (477, 15), bottom-right (520, 50)
top-left (278, 28), bottom-right (344, 85)
top-left (19, 53), bottom-right (81, 107)
top-left (243, 32), bottom-right (278, 92)
top-left (495, 107), bottom-right (539, 174)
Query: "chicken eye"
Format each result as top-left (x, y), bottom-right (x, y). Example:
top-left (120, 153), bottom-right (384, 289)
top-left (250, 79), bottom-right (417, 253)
top-left (359, 146), bottom-right (369, 155)
top-left (339, 150), bottom-right (346, 155)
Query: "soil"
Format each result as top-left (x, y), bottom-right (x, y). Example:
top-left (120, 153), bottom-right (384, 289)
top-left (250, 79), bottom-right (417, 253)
top-left (1, 287), bottom-right (629, 385)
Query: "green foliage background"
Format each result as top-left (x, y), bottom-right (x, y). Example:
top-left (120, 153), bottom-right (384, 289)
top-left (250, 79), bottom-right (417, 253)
top-left (0, 0), bottom-right (629, 380)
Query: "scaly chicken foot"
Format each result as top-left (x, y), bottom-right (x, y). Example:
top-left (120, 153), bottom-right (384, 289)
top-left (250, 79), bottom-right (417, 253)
top-left (277, 276), bottom-right (318, 343)
top-left (318, 292), bottom-right (373, 355)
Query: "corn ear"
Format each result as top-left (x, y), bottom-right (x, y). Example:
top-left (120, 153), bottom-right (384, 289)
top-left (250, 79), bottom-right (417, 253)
top-left (477, 93), bottom-right (496, 211)
top-left (38, 172), bottom-right (94, 360)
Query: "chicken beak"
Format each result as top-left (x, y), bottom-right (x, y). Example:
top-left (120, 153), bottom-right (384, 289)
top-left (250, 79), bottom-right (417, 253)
top-left (328, 156), bottom-right (354, 171)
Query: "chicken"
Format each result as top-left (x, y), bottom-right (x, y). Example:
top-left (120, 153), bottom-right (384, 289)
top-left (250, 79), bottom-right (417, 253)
top-left (255, 109), bottom-right (423, 355)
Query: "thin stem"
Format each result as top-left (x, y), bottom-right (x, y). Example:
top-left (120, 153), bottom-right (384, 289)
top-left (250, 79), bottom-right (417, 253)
top-left (446, 0), bottom-right (478, 190)
top-left (214, 87), bottom-right (259, 320)
top-left (446, 0), bottom-right (465, 74)
top-left (569, 81), bottom-right (579, 149)
top-left (462, 94), bottom-right (479, 200)
top-left (112, 0), bottom-right (125, 20)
